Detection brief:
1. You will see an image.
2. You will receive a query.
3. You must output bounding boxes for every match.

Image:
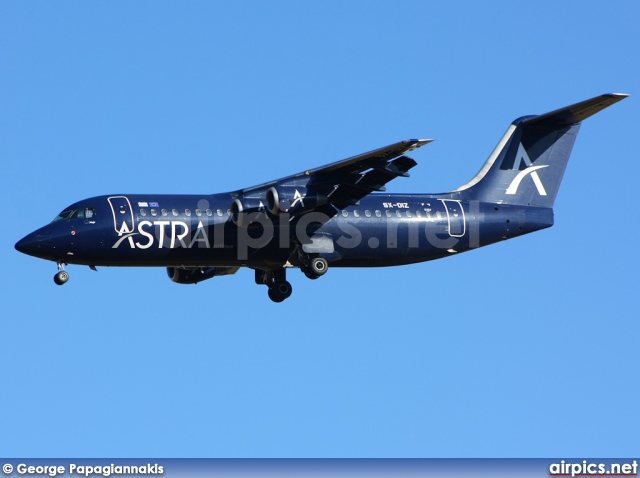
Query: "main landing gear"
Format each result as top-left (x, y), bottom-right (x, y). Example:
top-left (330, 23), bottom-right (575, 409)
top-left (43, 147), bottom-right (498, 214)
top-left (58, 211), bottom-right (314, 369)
top-left (256, 256), bottom-right (330, 303)
top-left (300, 257), bottom-right (328, 280)
top-left (255, 268), bottom-right (293, 303)
top-left (54, 262), bottom-right (69, 285)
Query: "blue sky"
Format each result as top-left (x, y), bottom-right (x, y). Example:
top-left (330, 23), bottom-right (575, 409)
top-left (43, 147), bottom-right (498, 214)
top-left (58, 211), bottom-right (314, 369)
top-left (1, 2), bottom-right (638, 458)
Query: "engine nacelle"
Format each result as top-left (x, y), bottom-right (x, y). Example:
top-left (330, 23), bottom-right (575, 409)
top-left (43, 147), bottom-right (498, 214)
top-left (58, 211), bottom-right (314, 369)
top-left (266, 186), bottom-right (327, 216)
top-left (166, 267), bottom-right (217, 284)
top-left (229, 197), bottom-right (267, 227)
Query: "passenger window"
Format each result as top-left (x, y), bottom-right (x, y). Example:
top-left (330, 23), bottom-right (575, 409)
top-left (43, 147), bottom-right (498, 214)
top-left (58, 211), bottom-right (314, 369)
top-left (150, 208), bottom-right (158, 216)
top-left (161, 209), bottom-right (168, 216)
top-left (172, 209), bottom-right (179, 216)
top-left (217, 209), bottom-right (223, 217)
top-left (206, 209), bottom-right (213, 216)
top-left (436, 211), bottom-right (442, 220)
top-left (185, 209), bottom-right (191, 216)
top-left (365, 210), bottom-right (371, 217)
top-left (375, 210), bottom-right (382, 217)
top-left (386, 210), bottom-right (392, 218)
top-left (140, 209), bottom-right (147, 217)
top-left (416, 210), bottom-right (422, 218)
top-left (406, 211), bottom-right (412, 218)
top-left (396, 210), bottom-right (402, 218)
top-left (342, 210), bottom-right (348, 217)
top-left (195, 209), bottom-right (202, 216)
top-left (354, 210), bottom-right (360, 218)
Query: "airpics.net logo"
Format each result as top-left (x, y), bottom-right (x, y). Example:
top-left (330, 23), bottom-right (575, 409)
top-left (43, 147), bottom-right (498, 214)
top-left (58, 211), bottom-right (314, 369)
top-left (549, 460), bottom-right (638, 477)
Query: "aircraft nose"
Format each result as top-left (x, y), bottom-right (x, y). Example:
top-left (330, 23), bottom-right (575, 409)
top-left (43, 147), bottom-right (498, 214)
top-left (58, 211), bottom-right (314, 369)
top-left (15, 231), bottom-right (48, 257)
top-left (15, 233), bottom-right (36, 255)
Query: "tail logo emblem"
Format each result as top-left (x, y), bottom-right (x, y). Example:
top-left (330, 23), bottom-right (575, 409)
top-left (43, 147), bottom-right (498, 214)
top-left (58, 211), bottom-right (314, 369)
top-left (506, 143), bottom-right (549, 196)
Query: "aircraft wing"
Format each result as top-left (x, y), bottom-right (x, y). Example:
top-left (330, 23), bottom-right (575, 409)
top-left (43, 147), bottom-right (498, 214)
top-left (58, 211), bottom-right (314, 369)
top-left (239, 139), bottom-right (432, 209)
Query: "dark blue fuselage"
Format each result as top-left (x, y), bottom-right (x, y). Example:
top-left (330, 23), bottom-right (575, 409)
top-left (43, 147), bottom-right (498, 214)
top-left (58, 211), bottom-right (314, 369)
top-left (13, 93), bottom-right (626, 301)
top-left (15, 192), bottom-right (554, 269)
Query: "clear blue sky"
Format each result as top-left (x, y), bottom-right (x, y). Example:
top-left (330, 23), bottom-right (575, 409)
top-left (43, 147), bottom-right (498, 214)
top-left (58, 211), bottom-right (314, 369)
top-left (1, 2), bottom-right (638, 458)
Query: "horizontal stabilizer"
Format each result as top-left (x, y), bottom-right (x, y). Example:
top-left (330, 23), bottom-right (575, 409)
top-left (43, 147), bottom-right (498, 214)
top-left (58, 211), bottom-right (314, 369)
top-left (522, 93), bottom-right (629, 127)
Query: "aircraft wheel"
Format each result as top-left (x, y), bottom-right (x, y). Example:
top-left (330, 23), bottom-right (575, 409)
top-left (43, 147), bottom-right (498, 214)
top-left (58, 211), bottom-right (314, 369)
top-left (276, 280), bottom-right (293, 299)
top-left (268, 288), bottom-right (285, 303)
top-left (268, 281), bottom-right (293, 302)
top-left (310, 257), bottom-right (328, 277)
top-left (54, 271), bottom-right (69, 286)
top-left (302, 268), bottom-right (320, 280)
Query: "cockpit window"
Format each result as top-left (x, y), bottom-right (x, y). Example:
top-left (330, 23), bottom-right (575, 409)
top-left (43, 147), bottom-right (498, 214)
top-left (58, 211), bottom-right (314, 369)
top-left (52, 208), bottom-right (96, 222)
top-left (53, 210), bottom-right (74, 222)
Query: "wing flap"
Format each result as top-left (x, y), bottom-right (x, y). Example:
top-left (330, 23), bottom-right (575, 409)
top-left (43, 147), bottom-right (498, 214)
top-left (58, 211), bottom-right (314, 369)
top-left (233, 139), bottom-right (431, 219)
top-left (306, 139), bottom-right (431, 176)
top-left (324, 155), bottom-right (419, 207)
top-left (241, 139), bottom-right (432, 195)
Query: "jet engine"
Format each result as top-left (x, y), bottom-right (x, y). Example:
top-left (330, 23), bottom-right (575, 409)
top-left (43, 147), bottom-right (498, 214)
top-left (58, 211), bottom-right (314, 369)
top-left (229, 197), bottom-right (267, 227)
top-left (266, 186), bottom-right (327, 216)
top-left (166, 267), bottom-right (218, 284)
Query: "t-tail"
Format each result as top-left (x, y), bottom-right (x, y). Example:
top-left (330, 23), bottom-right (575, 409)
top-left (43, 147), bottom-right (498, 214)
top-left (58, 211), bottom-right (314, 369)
top-left (454, 93), bottom-right (628, 207)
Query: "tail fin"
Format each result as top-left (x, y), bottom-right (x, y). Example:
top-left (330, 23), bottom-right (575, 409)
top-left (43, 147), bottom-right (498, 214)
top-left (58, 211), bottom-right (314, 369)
top-left (454, 93), bottom-right (628, 207)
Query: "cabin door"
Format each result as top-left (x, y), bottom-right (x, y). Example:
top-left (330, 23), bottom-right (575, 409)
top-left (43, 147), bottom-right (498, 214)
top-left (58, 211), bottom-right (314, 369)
top-left (108, 196), bottom-right (135, 235)
top-left (440, 199), bottom-right (466, 237)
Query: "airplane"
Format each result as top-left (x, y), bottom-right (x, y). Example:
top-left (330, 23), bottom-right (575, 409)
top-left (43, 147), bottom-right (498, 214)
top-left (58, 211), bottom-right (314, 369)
top-left (15, 93), bottom-right (628, 302)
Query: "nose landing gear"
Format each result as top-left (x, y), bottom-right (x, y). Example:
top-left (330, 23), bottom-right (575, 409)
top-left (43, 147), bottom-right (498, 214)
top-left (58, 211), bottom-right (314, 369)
top-left (54, 263), bottom-right (69, 285)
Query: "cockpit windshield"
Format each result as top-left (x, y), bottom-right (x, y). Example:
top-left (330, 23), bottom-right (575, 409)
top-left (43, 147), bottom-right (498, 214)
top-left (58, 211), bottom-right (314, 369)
top-left (52, 208), bottom-right (96, 222)
top-left (53, 210), bottom-right (74, 222)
